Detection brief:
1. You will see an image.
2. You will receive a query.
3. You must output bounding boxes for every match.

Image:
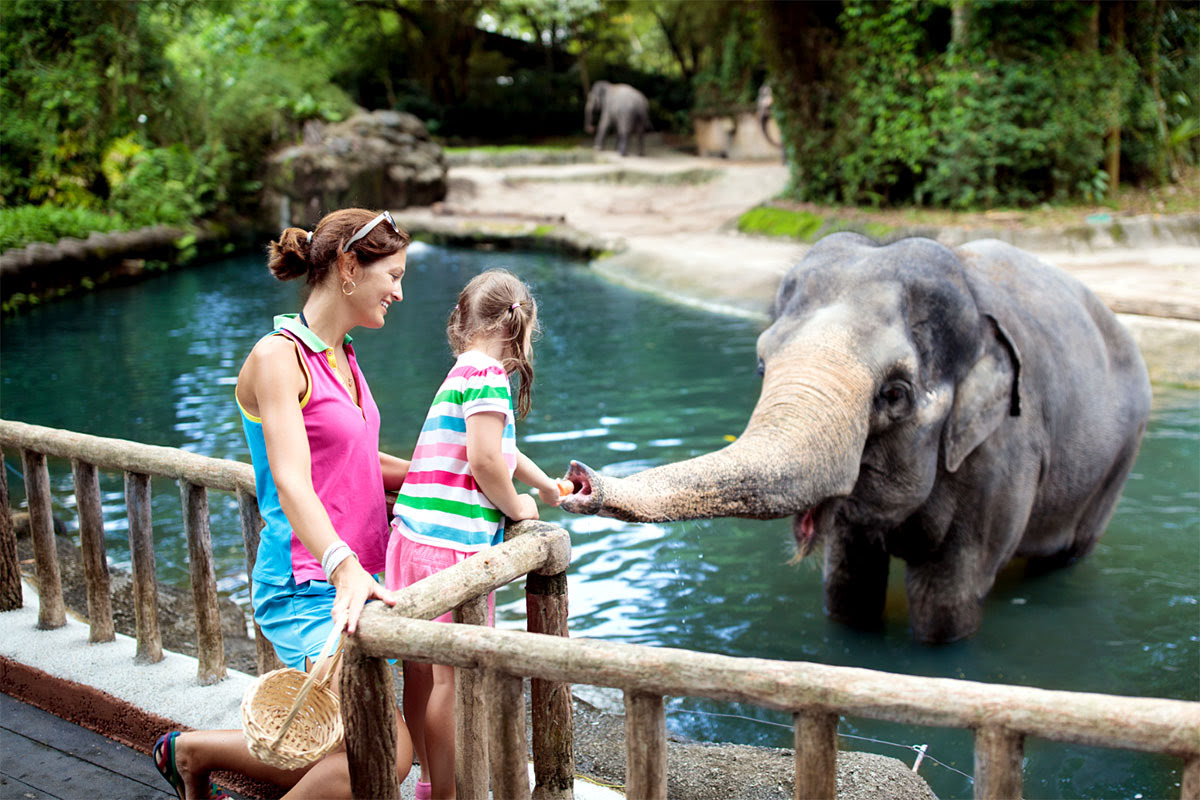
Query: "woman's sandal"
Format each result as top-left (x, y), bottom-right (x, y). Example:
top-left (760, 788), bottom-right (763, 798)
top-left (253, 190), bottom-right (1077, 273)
top-left (153, 731), bottom-right (230, 800)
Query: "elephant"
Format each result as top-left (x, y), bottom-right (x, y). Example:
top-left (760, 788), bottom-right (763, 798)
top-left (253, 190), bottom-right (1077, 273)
top-left (562, 234), bottom-right (1152, 644)
top-left (585, 80), bottom-right (651, 157)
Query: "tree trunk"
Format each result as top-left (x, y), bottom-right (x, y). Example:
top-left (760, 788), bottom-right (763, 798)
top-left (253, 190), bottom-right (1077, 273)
top-left (951, 0), bottom-right (971, 50)
top-left (1106, 0), bottom-right (1125, 202)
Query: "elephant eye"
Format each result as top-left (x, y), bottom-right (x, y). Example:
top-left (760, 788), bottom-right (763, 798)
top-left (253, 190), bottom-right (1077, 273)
top-left (756, 358), bottom-right (765, 378)
top-left (882, 383), bottom-right (908, 404)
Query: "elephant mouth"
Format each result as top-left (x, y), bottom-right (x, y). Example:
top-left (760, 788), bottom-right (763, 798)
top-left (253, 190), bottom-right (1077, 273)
top-left (791, 506), bottom-right (824, 562)
top-left (561, 460), bottom-right (600, 515)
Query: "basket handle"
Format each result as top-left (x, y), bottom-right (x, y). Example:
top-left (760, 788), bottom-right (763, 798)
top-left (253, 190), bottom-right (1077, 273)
top-left (268, 617), bottom-right (346, 750)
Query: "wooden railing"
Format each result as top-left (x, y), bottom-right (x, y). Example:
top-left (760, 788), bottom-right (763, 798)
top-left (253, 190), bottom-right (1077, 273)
top-left (0, 418), bottom-right (283, 679)
top-left (2, 419), bottom-right (1198, 800)
top-left (346, 598), bottom-right (1200, 800)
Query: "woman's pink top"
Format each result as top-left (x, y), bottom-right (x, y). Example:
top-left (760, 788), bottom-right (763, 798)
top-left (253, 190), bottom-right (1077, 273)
top-left (239, 314), bottom-right (388, 586)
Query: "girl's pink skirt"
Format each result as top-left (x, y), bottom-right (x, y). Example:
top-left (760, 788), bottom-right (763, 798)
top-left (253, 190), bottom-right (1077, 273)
top-left (386, 528), bottom-right (495, 625)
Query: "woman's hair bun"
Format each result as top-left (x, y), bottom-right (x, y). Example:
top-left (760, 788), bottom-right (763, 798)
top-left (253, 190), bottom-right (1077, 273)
top-left (266, 227), bottom-right (311, 281)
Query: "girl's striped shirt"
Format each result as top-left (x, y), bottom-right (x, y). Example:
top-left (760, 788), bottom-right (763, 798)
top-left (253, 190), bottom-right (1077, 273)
top-left (391, 350), bottom-right (517, 552)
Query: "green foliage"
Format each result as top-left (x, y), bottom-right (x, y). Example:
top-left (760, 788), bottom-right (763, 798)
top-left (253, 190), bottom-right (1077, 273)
top-left (108, 145), bottom-right (214, 227)
top-left (766, 0), bottom-right (1199, 209)
top-left (0, 0), bottom-right (179, 208)
top-left (737, 206), bottom-right (824, 240)
top-left (0, 205), bottom-right (127, 252)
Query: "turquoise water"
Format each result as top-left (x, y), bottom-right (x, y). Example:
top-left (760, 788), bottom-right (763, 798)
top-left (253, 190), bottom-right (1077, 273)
top-left (2, 245), bottom-right (1196, 799)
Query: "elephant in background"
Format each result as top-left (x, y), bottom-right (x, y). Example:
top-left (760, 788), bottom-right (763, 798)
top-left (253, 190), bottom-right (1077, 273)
top-left (585, 80), bottom-right (651, 157)
top-left (563, 234), bottom-right (1151, 644)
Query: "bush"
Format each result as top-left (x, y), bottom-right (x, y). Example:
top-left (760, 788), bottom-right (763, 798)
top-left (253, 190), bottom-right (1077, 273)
top-left (0, 205), bottom-right (127, 251)
top-left (107, 145), bottom-right (215, 227)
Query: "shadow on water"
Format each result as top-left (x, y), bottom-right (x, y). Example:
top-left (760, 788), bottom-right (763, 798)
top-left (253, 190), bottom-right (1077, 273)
top-left (1, 244), bottom-right (1196, 799)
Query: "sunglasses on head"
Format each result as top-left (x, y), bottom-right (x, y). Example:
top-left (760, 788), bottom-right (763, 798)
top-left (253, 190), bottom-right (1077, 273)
top-left (342, 210), bottom-right (401, 252)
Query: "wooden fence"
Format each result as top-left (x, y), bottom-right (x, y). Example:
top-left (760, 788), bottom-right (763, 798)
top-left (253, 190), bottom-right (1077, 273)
top-left (1, 418), bottom-right (1198, 800)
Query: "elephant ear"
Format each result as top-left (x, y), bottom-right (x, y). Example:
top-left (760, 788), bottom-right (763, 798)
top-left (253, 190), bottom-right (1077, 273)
top-left (942, 314), bottom-right (1022, 473)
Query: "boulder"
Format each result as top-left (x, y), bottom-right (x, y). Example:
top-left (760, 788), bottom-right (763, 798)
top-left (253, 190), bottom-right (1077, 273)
top-left (262, 109), bottom-right (448, 231)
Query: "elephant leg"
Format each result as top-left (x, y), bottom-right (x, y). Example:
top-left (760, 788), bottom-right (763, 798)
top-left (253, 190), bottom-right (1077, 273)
top-left (822, 525), bottom-right (889, 630)
top-left (616, 120), bottom-right (631, 157)
top-left (637, 126), bottom-right (645, 156)
top-left (904, 537), bottom-right (986, 644)
top-left (594, 113), bottom-right (611, 150)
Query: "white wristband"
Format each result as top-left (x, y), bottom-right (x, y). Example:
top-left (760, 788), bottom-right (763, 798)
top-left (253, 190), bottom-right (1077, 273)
top-left (321, 541), bottom-right (357, 579)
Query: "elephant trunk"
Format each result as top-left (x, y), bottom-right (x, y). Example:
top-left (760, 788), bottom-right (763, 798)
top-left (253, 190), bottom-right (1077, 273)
top-left (563, 339), bottom-right (874, 523)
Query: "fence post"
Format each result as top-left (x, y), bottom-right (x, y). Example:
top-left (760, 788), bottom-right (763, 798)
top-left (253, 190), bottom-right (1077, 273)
top-left (181, 480), bottom-right (226, 684)
top-left (974, 725), bottom-right (1023, 800)
top-left (0, 445), bottom-right (21, 611)
top-left (342, 635), bottom-right (401, 800)
top-left (487, 669), bottom-right (530, 798)
top-left (454, 594), bottom-right (491, 800)
top-left (22, 449), bottom-right (65, 629)
top-left (124, 471), bottom-right (163, 663)
top-left (1182, 755), bottom-right (1199, 800)
top-left (527, 569), bottom-right (574, 800)
top-left (72, 460), bottom-right (114, 643)
top-left (237, 487), bottom-right (281, 674)
top-left (793, 709), bottom-right (838, 800)
top-left (624, 690), bottom-right (667, 799)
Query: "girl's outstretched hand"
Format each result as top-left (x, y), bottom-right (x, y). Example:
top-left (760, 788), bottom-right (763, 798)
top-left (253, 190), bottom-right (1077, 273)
top-left (329, 557), bottom-right (397, 634)
top-left (538, 479), bottom-right (572, 509)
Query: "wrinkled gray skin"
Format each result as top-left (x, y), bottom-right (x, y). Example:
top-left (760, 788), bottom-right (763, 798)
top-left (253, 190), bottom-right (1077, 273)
top-left (585, 80), bottom-right (650, 157)
top-left (563, 234), bottom-right (1151, 643)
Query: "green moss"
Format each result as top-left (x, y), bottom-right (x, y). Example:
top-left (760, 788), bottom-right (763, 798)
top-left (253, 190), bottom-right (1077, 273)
top-left (531, 224), bottom-right (557, 237)
top-left (862, 222), bottom-right (895, 240)
top-left (737, 206), bottom-right (824, 241)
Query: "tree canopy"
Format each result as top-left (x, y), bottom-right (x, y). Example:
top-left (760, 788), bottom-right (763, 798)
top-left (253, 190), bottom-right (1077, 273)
top-left (1, 0), bottom-right (1195, 231)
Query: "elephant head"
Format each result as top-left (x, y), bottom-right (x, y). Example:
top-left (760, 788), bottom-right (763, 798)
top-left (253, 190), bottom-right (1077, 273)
top-left (563, 233), bottom-right (1029, 642)
top-left (584, 80), bottom-right (610, 134)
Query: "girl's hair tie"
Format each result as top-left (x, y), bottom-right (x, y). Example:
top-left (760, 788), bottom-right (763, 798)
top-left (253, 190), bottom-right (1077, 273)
top-left (510, 302), bottom-right (520, 311)
top-left (305, 230), bottom-right (313, 243)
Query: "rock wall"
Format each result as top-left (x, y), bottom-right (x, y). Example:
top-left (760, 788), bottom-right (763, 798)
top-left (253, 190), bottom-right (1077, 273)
top-left (262, 109), bottom-right (448, 230)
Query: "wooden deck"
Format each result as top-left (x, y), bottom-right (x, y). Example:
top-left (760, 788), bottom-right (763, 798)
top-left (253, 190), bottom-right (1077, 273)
top-left (0, 691), bottom-right (183, 799)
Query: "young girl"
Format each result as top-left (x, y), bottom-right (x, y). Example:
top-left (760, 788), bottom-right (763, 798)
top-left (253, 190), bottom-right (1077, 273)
top-left (386, 269), bottom-right (564, 800)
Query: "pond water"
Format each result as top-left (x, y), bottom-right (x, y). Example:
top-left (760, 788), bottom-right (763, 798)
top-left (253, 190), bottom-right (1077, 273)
top-left (1, 244), bottom-right (1196, 800)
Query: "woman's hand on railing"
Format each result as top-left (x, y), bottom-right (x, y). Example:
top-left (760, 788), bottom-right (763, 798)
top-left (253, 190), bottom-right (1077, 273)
top-left (329, 557), bottom-right (396, 634)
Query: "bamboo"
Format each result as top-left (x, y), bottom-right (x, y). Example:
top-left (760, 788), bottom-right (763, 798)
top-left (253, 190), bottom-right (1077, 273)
top-left (22, 449), bottom-right (65, 629)
top-left (72, 460), bottom-right (113, 643)
top-left (527, 570), bottom-right (574, 800)
top-left (487, 669), bottom-right (530, 799)
top-left (454, 594), bottom-right (491, 800)
top-left (124, 471), bottom-right (163, 663)
top-left (624, 691), bottom-right (667, 800)
top-left (355, 617), bottom-right (1200, 758)
top-left (181, 481), bottom-right (226, 684)
top-left (0, 420), bottom-right (254, 494)
top-left (0, 445), bottom-right (21, 611)
top-left (793, 710), bottom-right (837, 800)
top-left (974, 726), bottom-right (1023, 800)
top-left (341, 636), bottom-right (401, 800)
top-left (237, 487), bottom-right (281, 674)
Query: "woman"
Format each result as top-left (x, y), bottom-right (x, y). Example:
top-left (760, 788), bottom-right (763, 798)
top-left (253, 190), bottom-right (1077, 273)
top-left (153, 208), bottom-right (414, 799)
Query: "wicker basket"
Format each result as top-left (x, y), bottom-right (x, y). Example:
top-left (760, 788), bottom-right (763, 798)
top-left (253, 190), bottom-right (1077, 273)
top-left (241, 624), bottom-right (345, 770)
